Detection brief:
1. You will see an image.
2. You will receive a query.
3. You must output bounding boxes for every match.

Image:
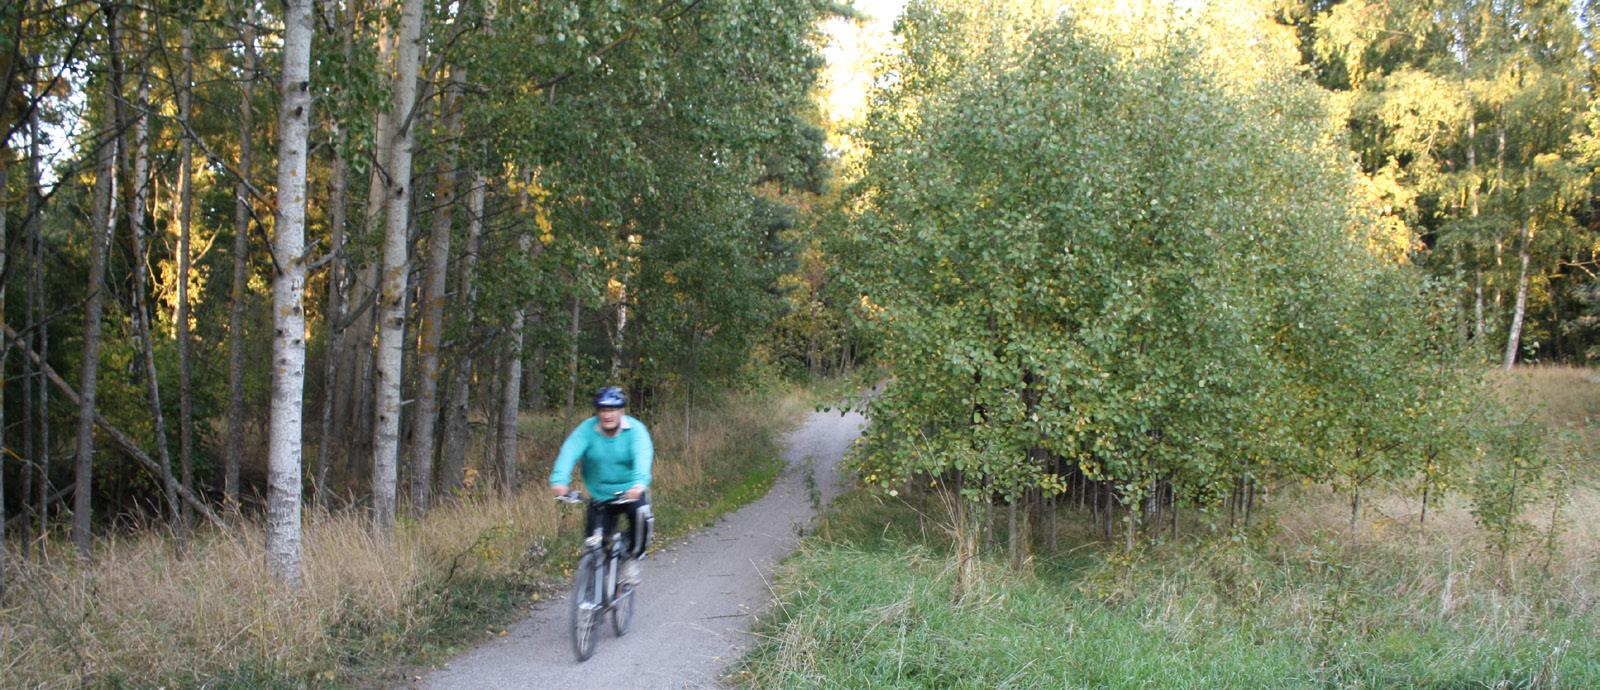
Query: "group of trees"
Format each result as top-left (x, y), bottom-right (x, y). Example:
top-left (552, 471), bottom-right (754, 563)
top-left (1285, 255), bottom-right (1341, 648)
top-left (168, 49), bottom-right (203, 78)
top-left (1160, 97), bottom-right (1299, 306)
top-left (837, 0), bottom-right (1546, 563)
top-left (1277, 0), bottom-right (1600, 365)
top-left (0, 0), bottom-right (841, 590)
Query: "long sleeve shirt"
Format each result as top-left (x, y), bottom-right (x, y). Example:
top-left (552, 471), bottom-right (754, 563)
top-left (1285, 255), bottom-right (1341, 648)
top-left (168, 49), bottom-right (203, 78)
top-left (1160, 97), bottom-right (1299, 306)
top-left (549, 415), bottom-right (654, 500)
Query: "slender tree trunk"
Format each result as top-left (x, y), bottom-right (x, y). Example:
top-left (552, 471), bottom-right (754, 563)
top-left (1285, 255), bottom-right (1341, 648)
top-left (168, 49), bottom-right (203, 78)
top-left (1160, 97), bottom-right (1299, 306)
top-left (127, 62), bottom-right (184, 541)
top-left (439, 171), bottom-right (485, 495)
top-left (28, 97), bottom-right (47, 543)
top-left (1243, 477), bottom-right (1255, 528)
top-left (267, 0), bottom-right (315, 589)
top-left (1493, 120), bottom-right (1506, 320)
top-left (496, 340), bottom-right (524, 493)
top-left (566, 296), bottom-right (581, 414)
top-left (1006, 496), bottom-right (1019, 569)
top-left (485, 362), bottom-right (502, 477)
top-left (175, 24), bottom-right (197, 530)
top-left (341, 0), bottom-right (397, 493)
top-left (1229, 475), bottom-right (1239, 529)
top-left (370, 0), bottom-right (426, 534)
top-left (314, 0), bottom-right (359, 511)
top-left (1102, 482), bottom-right (1112, 541)
top-left (226, 1), bottom-right (258, 512)
top-left (1349, 484), bottom-right (1361, 552)
top-left (1, 147), bottom-right (9, 600)
top-left (611, 284), bottom-right (627, 379)
top-left (1420, 476), bottom-right (1431, 528)
top-left (525, 343), bottom-right (547, 408)
top-left (1474, 266), bottom-right (1485, 340)
top-left (73, 6), bottom-right (123, 555)
top-left (408, 65), bottom-right (465, 513)
top-left (1170, 483), bottom-right (1178, 539)
top-left (21, 149), bottom-right (34, 556)
top-left (1503, 222), bottom-right (1535, 370)
top-left (315, 139), bottom-right (348, 509)
top-left (1468, 115), bottom-right (1485, 341)
top-left (1123, 479), bottom-right (1137, 551)
top-left (495, 219), bottom-right (537, 493)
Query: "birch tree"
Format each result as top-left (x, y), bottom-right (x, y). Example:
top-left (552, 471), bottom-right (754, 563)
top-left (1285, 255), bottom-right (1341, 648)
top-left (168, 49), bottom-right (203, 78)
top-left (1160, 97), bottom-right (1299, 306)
top-left (267, 0), bottom-right (316, 588)
top-left (408, 64), bottom-right (466, 512)
top-left (370, 0), bottom-right (426, 534)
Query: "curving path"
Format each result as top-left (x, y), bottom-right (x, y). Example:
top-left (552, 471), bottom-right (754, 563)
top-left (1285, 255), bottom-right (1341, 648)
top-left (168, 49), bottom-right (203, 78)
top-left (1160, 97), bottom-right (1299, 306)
top-left (402, 406), bottom-right (865, 690)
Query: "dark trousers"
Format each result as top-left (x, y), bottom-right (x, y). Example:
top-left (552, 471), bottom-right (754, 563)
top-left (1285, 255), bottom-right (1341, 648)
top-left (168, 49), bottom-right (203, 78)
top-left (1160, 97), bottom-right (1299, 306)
top-left (585, 492), bottom-right (653, 559)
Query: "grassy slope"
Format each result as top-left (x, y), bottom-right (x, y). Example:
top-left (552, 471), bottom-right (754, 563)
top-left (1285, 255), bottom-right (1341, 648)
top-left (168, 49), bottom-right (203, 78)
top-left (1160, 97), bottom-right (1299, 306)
top-left (739, 368), bottom-right (1600, 690)
top-left (0, 388), bottom-right (816, 690)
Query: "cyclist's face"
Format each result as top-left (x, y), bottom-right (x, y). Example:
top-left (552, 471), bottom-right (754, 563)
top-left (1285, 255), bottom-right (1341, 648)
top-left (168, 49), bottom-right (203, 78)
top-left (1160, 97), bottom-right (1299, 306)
top-left (597, 407), bottom-right (624, 434)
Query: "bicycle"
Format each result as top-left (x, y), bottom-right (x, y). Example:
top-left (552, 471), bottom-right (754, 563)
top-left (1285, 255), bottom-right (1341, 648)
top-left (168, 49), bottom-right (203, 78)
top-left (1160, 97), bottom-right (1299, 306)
top-left (554, 490), bottom-right (639, 661)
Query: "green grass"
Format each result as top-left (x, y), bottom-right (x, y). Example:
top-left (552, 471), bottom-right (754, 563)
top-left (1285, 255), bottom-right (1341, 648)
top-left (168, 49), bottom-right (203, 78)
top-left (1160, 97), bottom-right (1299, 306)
top-left (738, 491), bottom-right (1599, 690)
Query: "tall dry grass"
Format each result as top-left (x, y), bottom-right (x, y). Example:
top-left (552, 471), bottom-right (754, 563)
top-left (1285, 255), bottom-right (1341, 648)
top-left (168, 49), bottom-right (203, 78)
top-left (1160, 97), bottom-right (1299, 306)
top-left (0, 387), bottom-right (816, 689)
top-left (1497, 364), bottom-right (1599, 473)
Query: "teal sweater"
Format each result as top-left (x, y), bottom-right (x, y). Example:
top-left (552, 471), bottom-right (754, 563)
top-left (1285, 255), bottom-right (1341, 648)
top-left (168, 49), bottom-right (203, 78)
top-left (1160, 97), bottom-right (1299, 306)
top-left (549, 415), bottom-right (654, 500)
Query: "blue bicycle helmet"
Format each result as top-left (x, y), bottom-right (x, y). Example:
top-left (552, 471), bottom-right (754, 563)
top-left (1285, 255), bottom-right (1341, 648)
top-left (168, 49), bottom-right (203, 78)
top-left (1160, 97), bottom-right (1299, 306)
top-left (594, 386), bottom-right (628, 408)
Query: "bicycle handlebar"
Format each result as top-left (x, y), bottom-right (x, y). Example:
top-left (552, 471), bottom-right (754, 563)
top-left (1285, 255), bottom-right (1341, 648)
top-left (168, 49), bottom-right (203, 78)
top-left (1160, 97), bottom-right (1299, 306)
top-left (554, 490), bottom-right (638, 505)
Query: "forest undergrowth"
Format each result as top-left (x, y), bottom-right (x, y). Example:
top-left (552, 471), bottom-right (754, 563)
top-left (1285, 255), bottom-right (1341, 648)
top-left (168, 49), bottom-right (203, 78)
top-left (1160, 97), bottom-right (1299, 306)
top-left (0, 387), bottom-right (817, 690)
top-left (739, 368), bottom-right (1599, 690)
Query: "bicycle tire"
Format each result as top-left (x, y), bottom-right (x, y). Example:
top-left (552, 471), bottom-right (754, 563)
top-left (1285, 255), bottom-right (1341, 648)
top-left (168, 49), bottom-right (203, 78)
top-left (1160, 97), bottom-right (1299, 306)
top-left (611, 581), bottom-right (635, 636)
top-left (570, 551), bottom-right (601, 661)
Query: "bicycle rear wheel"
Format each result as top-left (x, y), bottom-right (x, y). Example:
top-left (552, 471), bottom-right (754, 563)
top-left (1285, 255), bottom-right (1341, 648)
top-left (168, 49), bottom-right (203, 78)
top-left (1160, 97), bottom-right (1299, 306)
top-left (570, 552), bottom-right (601, 661)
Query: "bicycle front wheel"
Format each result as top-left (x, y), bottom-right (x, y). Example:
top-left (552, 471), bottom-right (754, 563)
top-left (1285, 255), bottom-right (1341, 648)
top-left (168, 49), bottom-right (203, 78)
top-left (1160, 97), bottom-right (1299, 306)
top-left (570, 551), bottom-right (601, 661)
top-left (611, 581), bottom-right (635, 636)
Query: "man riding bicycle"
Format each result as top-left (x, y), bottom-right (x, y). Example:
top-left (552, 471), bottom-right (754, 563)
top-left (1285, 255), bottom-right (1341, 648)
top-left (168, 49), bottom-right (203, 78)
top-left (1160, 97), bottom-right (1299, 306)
top-left (549, 386), bottom-right (654, 585)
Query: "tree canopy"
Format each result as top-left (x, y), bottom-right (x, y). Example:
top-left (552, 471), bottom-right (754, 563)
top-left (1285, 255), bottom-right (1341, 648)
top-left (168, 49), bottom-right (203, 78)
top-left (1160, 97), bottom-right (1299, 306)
top-left (836, 0), bottom-right (1488, 542)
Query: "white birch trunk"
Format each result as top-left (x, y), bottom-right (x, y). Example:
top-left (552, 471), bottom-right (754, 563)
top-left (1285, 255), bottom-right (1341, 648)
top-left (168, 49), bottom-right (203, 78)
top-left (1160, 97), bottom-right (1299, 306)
top-left (338, 19), bottom-right (394, 479)
top-left (408, 65), bottom-right (465, 512)
top-left (266, 0), bottom-right (315, 589)
top-left (371, 0), bottom-right (427, 533)
top-left (1502, 222), bottom-right (1535, 370)
top-left (73, 9), bottom-right (122, 555)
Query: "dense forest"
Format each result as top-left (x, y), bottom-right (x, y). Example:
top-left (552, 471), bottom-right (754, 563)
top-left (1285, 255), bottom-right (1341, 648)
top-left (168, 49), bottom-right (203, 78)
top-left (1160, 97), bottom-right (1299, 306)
top-left (0, 0), bottom-right (855, 590)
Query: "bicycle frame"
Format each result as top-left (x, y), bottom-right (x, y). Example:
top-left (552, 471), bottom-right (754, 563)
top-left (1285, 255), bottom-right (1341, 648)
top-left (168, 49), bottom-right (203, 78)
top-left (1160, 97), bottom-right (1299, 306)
top-left (558, 491), bottom-right (638, 661)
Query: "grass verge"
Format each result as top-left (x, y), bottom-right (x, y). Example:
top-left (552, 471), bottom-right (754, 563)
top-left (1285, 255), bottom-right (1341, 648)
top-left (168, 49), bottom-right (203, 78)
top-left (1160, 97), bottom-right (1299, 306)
top-left (739, 483), bottom-right (1599, 690)
top-left (0, 386), bottom-right (816, 690)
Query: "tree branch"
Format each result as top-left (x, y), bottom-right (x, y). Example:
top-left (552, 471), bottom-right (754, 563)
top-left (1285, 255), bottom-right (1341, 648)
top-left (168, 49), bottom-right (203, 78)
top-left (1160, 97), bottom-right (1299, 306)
top-left (5, 325), bottom-right (232, 531)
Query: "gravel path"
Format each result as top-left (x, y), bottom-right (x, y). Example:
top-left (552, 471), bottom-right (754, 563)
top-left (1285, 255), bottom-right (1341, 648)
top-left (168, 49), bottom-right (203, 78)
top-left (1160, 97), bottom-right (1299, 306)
top-left (402, 407), bottom-right (865, 690)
